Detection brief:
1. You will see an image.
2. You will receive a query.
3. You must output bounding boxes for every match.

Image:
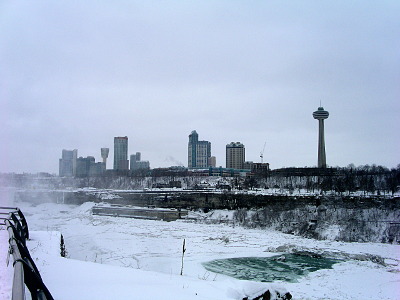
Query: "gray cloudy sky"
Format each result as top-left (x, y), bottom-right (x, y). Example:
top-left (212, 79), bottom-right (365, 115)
top-left (1, 1), bottom-right (399, 174)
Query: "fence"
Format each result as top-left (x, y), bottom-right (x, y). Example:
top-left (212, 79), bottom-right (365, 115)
top-left (0, 207), bottom-right (54, 300)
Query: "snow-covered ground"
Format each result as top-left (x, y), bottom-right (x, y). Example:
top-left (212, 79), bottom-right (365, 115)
top-left (1, 190), bottom-right (400, 299)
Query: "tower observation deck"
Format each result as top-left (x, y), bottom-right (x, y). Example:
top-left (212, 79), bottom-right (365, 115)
top-left (101, 148), bottom-right (109, 168)
top-left (313, 107), bottom-right (329, 168)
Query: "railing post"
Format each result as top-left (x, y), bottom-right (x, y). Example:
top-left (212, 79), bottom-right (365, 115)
top-left (6, 219), bottom-right (25, 300)
top-left (11, 261), bottom-right (25, 300)
top-left (4, 208), bottom-right (54, 300)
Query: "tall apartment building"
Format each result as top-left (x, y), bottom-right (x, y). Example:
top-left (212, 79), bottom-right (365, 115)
top-left (75, 156), bottom-right (105, 177)
top-left (226, 142), bottom-right (245, 169)
top-left (76, 156), bottom-right (95, 177)
top-left (59, 149), bottom-right (77, 177)
top-left (113, 136), bottom-right (129, 171)
top-left (188, 130), bottom-right (211, 169)
top-left (208, 156), bottom-right (216, 168)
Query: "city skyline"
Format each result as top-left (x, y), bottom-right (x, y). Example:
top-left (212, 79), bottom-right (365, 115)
top-left (1, 1), bottom-right (399, 174)
top-left (10, 105), bottom-right (400, 175)
top-left (57, 132), bottom-right (262, 176)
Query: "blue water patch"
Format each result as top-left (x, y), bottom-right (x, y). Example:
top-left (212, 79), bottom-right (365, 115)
top-left (202, 253), bottom-right (341, 282)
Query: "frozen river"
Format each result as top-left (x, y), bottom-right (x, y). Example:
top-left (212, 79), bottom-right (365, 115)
top-left (2, 193), bottom-right (400, 299)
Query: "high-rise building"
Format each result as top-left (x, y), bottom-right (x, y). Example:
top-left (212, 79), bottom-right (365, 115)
top-left (76, 156), bottom-right (95, 177)
top-left (59, 149), bottom-right (77, 177)
top-left (313, 106), bottom-right (329, 168)
top-left (113, 136), bottom-right (129, 171)
top-left (134, 152), bottom-right (141, 161)
top-left (89, 162), bottom-right (106, 176)
top-left (226, 142), bottom-right (245, 169)
top-left (188, 130), bottom-right (211, 169)
top-left (72, 149), bottom-right (77, 175)
top-left (130, 152), bottom-right (150, 170)
top-left (208, 156), bottom-right (216, 168)
top-left (75, 156), bottom-right (105, 177)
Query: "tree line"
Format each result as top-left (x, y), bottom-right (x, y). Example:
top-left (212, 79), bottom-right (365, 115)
top-left (1, 164), bottom-right (399, 196)
top-left (258, 164), bottom-right (400, 196)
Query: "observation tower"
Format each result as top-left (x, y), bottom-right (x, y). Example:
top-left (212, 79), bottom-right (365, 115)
top-left (313, 106), bottom-right (329, 168)
top-left (101, 148), bottom-right (109, 168)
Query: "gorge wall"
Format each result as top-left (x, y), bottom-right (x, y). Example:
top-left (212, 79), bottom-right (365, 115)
top-left (13, 189), bottom-right (400, 244)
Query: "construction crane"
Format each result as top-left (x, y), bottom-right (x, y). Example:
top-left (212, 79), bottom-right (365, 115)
top-left (260, 141), bottom-right (266, 163)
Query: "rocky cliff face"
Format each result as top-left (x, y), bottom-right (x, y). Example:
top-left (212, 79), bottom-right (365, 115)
top-left (232, 197), bottom-right (400, 243)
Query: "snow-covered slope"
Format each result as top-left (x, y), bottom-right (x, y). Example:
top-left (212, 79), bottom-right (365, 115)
top-left (23, 231), bottom-right (290, 300)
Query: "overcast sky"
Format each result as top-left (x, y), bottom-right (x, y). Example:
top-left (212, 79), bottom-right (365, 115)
top-left (1, 1), bottom-right (399, 174)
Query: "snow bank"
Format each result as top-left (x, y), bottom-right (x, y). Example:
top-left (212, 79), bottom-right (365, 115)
top-left (26, 231), bottom-right (289, 300)
top-left (73, 201), bottom-right (96, 214)
top-left (227, 282), bottom-right (291, 300)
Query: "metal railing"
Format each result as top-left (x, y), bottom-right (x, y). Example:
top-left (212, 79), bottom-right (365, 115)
top-left (0, 207), bottom-right (54, 300)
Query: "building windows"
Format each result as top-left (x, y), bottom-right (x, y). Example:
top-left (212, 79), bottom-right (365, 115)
top-left (188, 130), bottom-right (211, 169)
top-left (226, 142), bottom-right (245, 169)
top-left (113, 136), bottom-right (128, 171)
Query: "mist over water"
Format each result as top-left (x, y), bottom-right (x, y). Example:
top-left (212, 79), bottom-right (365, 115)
top-left (0, 188), bottom-right (15, 208)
